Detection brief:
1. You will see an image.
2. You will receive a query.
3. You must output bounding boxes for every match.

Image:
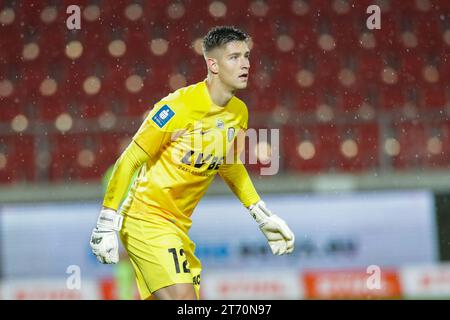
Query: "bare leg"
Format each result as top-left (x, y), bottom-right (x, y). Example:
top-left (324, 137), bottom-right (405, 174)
top-left (151, 283), bottom-right (197, 300)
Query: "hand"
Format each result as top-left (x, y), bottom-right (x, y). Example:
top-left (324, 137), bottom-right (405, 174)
top-left (90, 228), bottom-right (119, 264)
top-left (248, 201), bottom-right (295, 255)
top-left (90, 208), bottom-right (123, 264)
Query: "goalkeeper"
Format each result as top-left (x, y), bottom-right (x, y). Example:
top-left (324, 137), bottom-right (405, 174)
top-left (90, 26), bottom-right (295, 300)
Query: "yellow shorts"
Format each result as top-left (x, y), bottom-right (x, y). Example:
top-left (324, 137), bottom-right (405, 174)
top-left (119, 213), bottom-right (202, 300)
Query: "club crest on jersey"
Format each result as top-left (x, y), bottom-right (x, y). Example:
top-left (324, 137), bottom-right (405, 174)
top-left (152, 104), bottom-right (175, 128)
top-left (227, 127), bottom-right (235, 142)
top-left (216, 119), bottom-right (224, 130)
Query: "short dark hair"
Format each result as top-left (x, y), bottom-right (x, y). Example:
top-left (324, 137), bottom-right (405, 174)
top-left (202, 26), bottom-right (249, 54)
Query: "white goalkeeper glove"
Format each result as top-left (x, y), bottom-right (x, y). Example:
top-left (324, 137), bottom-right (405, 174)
top-left (90, 208), bottom-right (123, 264)
top-left (248, 200), bottom-right (295, 255)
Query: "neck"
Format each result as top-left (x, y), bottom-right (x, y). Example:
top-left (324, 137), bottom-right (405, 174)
top-left (205, 75), bottom-right (234, 107)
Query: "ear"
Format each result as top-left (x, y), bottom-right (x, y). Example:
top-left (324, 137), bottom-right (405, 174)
top-left (206, 57), bottom-right (219, 74)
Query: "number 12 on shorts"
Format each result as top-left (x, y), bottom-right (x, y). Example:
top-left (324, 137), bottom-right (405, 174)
top-left (168, 248), bottom-right (190, 274)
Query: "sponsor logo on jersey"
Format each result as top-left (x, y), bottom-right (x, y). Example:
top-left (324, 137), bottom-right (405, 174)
top-left (216, 119), bottom-right (224, 129)
top-left (152, 104), bottom-right (175, 128)
top-left (181, 150), bottom-right (224, 170)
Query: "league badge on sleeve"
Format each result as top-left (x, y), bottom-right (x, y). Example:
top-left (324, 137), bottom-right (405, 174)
top-left (152, 104), bottom-right (175, 128)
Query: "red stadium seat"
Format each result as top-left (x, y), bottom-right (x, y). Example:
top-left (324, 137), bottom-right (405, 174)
top-left (400, 52), bottom-right (424, 84)
top-left (416, 16), bottom-right (443, 52)
top-left (358, 51), bottom-right (383, 82)
top-left (336, 88), bottom-right (364, 116)
top-left (2, 1), bottom-right (450, 182)
top-left (314, 53), bottom-right (340, 87)
top-left (0, 135), bottom-right (35, 183)
top-left (38, 93), bottom-right (66, 120)
top-left (295, 87), bottom-right (319, 116)
top-left (243, 124), bottom-right (282, 175)
top-left (123, 92), bottom-right (154, 117)
top-left (373, 12), bottom-right (400, 51)
top-left (424, 120), bottom-right (450, 169)
top-left (49, 133), bottom-right (126, 181)
top-left (78, 96), bottom-right (107, 119)
top-left (335, 123), bottom-right (380, 172)
top-left (292, 18), bottom-right (316, 51)
top-left (40, 25), bottom-right (66, 60)
top-left (0, 24), bottom-right (22, 64)
top-left (390, 121), bottom-right (427, 169)
top-left (0, 77), bottom-right (22, 122)
top-left (420, 84), bottom-right (448, 112)
top-left (282, 124), bottom-right (339, 173)
top-left (379, 84), bottom-right (407, 113)
top-left (329, 15), bottom-right (359, 53)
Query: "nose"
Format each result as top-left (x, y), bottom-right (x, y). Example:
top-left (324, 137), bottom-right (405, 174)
top-left (241, 57), bottom-right (250, 70)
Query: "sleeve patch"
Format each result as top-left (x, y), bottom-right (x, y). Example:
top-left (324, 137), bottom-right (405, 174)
top-left (151, 104), bottom-right (175, 128)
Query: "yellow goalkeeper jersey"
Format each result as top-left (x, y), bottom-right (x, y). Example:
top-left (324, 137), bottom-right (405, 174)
top-left (107, 80), bottom-right (260, 232)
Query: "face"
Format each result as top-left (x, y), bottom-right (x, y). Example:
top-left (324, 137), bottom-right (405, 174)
top-left (208, 40), bottom-right (251, 90)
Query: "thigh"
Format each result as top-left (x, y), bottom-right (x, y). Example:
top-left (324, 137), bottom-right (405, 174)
top-left (120, 215), bottom-right (199, 299)
top-left (152, 283), bottom-right (197, 300)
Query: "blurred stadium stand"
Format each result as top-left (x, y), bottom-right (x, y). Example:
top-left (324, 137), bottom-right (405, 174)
top-left (0, 0), bottom-right (449, 196)
top-left (2, 0), bottom-right (450, 301)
